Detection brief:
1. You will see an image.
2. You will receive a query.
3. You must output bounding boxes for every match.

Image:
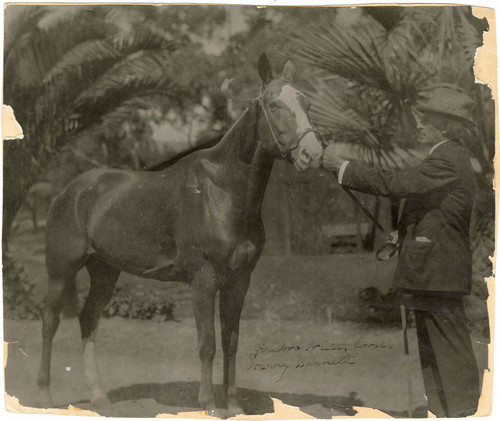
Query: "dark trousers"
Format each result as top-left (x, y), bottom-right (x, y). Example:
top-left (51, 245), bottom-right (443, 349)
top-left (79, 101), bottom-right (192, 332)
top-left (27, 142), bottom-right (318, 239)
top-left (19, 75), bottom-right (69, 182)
top-left (404, 293), bottom-right (480, 417)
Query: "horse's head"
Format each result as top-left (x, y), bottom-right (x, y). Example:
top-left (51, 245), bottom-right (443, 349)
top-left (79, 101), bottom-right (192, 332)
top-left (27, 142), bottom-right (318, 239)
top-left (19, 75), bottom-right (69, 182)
top-left (256, 53), bottom-right (324, 171)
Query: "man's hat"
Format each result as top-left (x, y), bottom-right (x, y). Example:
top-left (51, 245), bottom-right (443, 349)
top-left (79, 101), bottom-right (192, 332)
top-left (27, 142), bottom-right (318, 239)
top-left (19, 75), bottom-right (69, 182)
top-left (415, 85), bottom-right (476, 126)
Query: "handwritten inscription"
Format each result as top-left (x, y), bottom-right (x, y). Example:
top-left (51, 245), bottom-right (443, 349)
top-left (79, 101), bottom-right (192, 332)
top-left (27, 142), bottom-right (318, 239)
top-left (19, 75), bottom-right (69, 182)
top-left (247, 341), bottom-right (391, 382)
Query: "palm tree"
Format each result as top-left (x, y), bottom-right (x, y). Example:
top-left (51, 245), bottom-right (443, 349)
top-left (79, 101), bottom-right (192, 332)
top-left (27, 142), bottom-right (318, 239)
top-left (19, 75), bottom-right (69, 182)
top-left (289, 5), bottom-right (493, 326)
top-left (291, 6), bottom-right (490, 168)
top-left (3, 5), bottom-right (208, 245)
top-left (2, 4), bottom-right (221, 317)
top-left (292, 6), bottom-right (487, 150)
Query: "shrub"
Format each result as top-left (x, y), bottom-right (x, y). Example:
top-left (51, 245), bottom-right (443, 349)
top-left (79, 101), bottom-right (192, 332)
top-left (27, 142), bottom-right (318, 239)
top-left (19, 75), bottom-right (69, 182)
top-left (3, 252), bottom-right (43, 320)
top-left (78, 284), bottom-right (176, 322)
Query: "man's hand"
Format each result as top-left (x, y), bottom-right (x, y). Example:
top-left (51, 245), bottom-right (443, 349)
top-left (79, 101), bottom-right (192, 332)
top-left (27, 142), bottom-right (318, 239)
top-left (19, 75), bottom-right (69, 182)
top-left (322, 144), bottom-right (345, 173)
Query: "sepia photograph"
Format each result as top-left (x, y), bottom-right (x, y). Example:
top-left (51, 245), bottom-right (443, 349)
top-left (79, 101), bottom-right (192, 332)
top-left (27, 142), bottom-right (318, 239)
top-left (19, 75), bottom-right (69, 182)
top-left (2, 2), bottom-right (496, 419)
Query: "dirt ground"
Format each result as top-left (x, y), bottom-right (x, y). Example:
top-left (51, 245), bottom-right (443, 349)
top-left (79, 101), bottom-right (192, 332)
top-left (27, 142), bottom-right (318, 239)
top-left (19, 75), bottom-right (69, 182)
top-left (4, 316), bottom-right (489, 418)
top-left (3, 228), bottom-right (491, 418)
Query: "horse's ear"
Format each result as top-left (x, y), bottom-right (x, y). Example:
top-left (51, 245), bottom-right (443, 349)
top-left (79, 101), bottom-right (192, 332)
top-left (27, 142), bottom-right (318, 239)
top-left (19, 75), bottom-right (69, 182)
top-left (258, 53), bottom-right (273, 84)
top-left (282, 60), bottom-right (296, 83)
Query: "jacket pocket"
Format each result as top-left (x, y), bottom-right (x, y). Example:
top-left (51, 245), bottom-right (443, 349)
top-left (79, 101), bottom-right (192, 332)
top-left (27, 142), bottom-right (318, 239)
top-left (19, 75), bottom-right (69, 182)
top-left (400, 239), bottom-right (434, 287)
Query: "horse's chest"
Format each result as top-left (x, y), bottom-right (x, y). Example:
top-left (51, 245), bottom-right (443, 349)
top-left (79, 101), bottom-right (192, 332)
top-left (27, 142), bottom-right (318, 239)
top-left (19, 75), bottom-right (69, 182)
top-left (180, 176), bottom-right (259, 260)
top-left (187, 179), bottom-right (243, 234)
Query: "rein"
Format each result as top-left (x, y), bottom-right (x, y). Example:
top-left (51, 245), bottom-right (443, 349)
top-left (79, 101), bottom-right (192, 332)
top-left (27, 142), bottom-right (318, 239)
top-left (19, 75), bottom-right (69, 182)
top-left (338, 185), bottom-right (398, 261)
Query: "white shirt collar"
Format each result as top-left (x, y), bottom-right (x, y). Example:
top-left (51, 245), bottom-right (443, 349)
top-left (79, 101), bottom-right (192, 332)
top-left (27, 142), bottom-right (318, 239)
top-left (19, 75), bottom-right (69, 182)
top-left (429, 139), bottom-right (450, 155)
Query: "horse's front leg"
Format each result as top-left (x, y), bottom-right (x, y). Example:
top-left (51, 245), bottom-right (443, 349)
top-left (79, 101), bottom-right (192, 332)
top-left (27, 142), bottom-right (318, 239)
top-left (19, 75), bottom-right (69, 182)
top-left (191, 264), bottom-right (219, 417)
top-left (219, 271), bottom-right (251, 417)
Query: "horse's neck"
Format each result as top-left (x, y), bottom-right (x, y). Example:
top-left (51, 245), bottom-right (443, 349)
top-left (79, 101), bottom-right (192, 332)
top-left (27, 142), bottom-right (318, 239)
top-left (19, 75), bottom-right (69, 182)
top-left (205, 104), bottom-right (275, 222)
top-left (242, 144), bottom-right (275, 223)
top-left (208, 105), bottom-right (260, 166)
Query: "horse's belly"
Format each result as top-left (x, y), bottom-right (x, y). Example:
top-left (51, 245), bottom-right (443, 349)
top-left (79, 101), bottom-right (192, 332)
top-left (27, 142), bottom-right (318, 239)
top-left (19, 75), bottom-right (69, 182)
top-left (90, 241), bottom-right (187, 283)
top-left (87, 204), bottom-right (186, 281)
top-left (127, 258), bottom-right (187, 283)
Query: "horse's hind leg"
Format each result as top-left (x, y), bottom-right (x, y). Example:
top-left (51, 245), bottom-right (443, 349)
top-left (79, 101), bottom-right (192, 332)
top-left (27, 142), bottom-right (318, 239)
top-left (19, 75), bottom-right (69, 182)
top-left (79, 255), bottom-right (120, 407)
top-left (219, 272), bottom-right (251, 417)
top-left (37, 265), bottom-right (83, 408)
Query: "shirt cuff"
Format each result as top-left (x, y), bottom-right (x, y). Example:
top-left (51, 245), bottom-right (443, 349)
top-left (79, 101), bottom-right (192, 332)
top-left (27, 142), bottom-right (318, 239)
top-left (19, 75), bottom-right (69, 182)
top-left (338, 160), bottom-right (350, 184)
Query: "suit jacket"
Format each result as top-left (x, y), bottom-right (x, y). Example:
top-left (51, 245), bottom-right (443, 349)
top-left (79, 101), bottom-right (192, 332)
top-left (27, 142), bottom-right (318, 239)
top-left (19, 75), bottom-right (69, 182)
top-left (340, 139), bottom-right (476, 294)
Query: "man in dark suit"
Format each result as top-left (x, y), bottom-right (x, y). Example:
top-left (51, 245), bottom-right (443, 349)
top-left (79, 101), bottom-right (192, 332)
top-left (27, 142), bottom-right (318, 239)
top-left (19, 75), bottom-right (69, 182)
top-left (323, 86), bottom-right (481, 417)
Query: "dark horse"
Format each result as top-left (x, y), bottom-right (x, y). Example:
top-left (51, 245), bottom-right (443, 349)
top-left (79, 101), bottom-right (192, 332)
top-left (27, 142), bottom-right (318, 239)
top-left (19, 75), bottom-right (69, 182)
top-left (36, 53), bottom-right (324, 416)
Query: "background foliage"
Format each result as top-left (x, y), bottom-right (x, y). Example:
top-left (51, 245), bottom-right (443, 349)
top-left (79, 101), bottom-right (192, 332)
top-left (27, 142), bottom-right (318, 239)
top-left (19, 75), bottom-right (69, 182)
top-left (3, 5), bottom-right (494, 327)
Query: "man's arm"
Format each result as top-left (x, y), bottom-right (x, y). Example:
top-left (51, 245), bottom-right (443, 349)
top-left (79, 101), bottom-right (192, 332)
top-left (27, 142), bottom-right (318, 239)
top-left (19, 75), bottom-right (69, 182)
top-left (322, 147), bottom-right (350, 183)
top-left (322, 145), bottom-right (460, 198)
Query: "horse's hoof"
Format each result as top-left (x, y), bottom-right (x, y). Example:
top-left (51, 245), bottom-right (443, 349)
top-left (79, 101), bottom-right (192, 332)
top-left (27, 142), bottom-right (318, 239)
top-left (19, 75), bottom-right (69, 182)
top-left (225, 398), bottom-right (244, 418)
top-left (205, 405), bottom-right (224, 419)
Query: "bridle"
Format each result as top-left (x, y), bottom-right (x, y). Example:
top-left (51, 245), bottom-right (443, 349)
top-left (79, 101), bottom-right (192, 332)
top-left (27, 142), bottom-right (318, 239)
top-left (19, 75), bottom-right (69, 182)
top-left (257, 84), bottom-right (326, 159)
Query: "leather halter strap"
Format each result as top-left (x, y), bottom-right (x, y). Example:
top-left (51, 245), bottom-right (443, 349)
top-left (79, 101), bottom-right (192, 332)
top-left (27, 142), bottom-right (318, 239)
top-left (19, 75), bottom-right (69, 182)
top-left (258, 85), bottom-right (325, 159)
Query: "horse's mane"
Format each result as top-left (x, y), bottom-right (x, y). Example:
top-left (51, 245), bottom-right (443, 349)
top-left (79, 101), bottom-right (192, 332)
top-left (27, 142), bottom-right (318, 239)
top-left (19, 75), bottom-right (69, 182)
top-left (146, 135), bottom-right (223, 172)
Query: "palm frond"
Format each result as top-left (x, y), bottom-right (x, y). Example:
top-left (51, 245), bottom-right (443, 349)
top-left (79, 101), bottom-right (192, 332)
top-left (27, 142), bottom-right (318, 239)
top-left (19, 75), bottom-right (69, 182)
top-left (291, 17), bottom-right (392, 92)
top-left (41, 15), bottom-right (182, 116)
top-left (44, 39), bottom-right (122, 83)
top-left (454, 7), bottom-right (486, 70)
top-left (6, 8), bottom-right (113, 92)
top-left (428, 6), bottom-right (485, 86)
top-left (290, 5), bottom-right (490, 171)
top-left (40, 14), bottom-right (112, 70)
top-left (307, 81), bottom-right (376, 142)
top-left (384, 26), bottom-right (433, 91)
top-left (4, 5), bottom-right (49, 52)
top-left (396, 7), bottom-right (439, 46)
top-left (114, 21), bottom-right (179, 52)
top-left (4, 7), bottom-right (53, 92)
top-left (74, 49), bottom-right (175, 111)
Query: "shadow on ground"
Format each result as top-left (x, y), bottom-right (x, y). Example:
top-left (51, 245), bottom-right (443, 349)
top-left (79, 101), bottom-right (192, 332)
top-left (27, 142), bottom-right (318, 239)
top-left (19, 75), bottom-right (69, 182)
top-left (106, 381), bottom-right (361, 417)
top-left (73, 381), bottom-right (425, 418)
